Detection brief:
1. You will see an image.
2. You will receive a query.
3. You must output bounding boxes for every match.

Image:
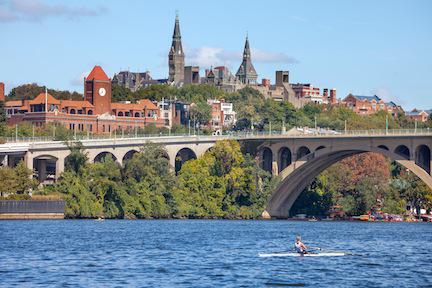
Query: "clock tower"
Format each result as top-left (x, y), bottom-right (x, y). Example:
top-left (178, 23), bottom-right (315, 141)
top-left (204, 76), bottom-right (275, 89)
top-left (84, 66), bottom-right (112, 115)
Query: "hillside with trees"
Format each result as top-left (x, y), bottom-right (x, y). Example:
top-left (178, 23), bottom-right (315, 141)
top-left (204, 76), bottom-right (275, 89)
top-left (1, 83), bottom-right (432, 218)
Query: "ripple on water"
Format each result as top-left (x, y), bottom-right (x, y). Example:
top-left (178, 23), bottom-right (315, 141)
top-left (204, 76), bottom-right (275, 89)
top-left (0, 220), bottom-right (431, 287)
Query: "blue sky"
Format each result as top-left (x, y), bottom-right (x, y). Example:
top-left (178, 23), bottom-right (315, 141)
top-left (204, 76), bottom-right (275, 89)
top-left (0, 0), bottom-right (431, 109)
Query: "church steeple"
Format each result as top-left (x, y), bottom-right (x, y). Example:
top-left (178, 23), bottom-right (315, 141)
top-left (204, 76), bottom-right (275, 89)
top-left (236, 35), bottom-right (258, 85)
top-left (168, 12), bottom-right (185, 85)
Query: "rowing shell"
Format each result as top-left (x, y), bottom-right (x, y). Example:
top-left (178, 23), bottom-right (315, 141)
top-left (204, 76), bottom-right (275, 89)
top-left (258, 252), bottom-right (345, 257)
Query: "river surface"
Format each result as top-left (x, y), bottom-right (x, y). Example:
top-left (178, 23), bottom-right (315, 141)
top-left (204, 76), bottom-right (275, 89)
top-left (1, 220), bottom-right (431, 287)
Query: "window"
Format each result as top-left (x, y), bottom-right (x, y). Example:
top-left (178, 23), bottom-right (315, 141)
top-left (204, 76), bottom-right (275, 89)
top-left (118, 111), bottom-right (123, 117)
top-left (88, 110), bottom-right (93, 115)
top-left (70, 109), bottom-right (76, 114)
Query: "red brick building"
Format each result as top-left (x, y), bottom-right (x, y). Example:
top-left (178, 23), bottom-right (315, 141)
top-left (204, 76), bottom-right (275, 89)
top-left (0, 82), bottom-right (4, 101)
top-left (342, 94), bottom-right (401, 115)
top-left (405, 109), bottom-right (429, 122)
top-left (5, 66), bottom-right (164, 133)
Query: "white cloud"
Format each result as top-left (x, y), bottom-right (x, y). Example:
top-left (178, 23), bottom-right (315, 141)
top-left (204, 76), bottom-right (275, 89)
top-left (0, 0), bottom-right (107, 23)
top-left (252, 49), bottom-right (298, 64)
top-left (186, 46), bottom-right (298, 68)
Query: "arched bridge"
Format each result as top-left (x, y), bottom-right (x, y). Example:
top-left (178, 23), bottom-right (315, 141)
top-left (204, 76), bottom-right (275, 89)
top-left (252, 133), bottom-right (432, 218)
top-left (1, 130), bottom-right (431, 217)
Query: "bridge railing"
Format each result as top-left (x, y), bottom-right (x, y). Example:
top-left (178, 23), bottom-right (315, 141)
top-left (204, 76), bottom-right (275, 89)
top-left (1, 128), bottom-right (431, 144)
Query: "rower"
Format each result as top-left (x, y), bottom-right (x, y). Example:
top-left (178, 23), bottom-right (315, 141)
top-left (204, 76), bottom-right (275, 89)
top-left (294, 235), bottom-right (307, 254)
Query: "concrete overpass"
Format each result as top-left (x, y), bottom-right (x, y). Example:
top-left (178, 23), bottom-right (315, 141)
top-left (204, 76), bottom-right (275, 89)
top-left (1, 129), bottom-right (431, 217)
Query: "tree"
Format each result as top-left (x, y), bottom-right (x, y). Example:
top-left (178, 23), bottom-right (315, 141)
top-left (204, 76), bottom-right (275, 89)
top-left (397, 172), bottom-right (432, 215)
top-left (0, 166), bottom-right (18, 197)
top-left (173, 140), bottom-right (278, 219)
top-left (0, 100), bottom-right (6, 123)
top-left (8, 83), bottom-right (82, 100)
top-left (0, 162), bottom-right (37, 196)
top-left (189, 102), bottom-right (212, 126)
top-left (65, 141), bottom-right (89, 175)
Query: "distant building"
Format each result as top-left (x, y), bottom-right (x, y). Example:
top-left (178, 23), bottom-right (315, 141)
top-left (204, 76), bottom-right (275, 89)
top-left (5, 66), bottom-right (164, 133)
top-left (207, 99), bottom-right (236, 130)
top-left (405, 109), bottom-right (429, 122)
top-left (201, 66), bottom-right (241, 93)
top-left (184, 66), bottom-right (200, 85)
top-left (172, 101), bottom-right (190, 126)
top-left (291, 83), bottom-right (328, 104)
top-left (168, 14), bottom-right (185, 86)
top-left (112, 70), bottom-right (167, 91)
top-left (0, 82), bottom-right (4, 101)
top-left (343, 94), bottom-right (384, 115)
top-left (235, 36), bottom-right (258, 85)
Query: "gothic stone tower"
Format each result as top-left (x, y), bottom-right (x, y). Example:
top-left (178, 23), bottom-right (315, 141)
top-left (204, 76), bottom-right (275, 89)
top-left (236, 36), bottom-right (258, 85)
top-left (84, 66), bottom-right (112, 115)
top-left (168, 14), bottom-right (185, 86)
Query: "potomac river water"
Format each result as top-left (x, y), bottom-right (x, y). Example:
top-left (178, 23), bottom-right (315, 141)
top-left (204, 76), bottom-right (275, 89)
top-left (1, 220), bottom-right (431, 287)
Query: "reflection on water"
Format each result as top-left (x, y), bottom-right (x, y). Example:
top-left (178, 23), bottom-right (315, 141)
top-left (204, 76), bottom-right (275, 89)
top-left (0, 220), bottom-right (431, 287)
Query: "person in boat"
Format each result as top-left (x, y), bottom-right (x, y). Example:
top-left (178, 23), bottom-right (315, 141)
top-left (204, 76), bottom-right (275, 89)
top-left (294, 235), bottom-right (308, 254)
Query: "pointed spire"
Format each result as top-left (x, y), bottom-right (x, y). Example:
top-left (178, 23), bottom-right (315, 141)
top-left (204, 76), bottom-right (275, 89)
top-left (243, 35), bottom-right (251, 58)
top-left (168, 12), bottom-right (185, 85)
top-left (236, 34), bottom-right (257, 84)
top-left (173, 11), bottom-right (181, 40)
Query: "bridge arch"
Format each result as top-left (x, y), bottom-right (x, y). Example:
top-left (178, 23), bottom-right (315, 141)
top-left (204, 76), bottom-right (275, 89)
top-left (266, 146), bottom-right (432, 218)
top-left (315, 146), bottom-right (325, 151)
top-left (33, 155), bottom-right (58, 183)
top-left (175, 148), bottom-right (197, 174)
top-left (260, 147), bottom-right (273, 174)
top-left (94, 152), bottom-right (118, 163)
top-left (378, 145), bottom-right (389, 151)
top-left (394, 145), bottom-right (410, 159)
top-left (415, 144), bottom-right (431, 174)
top-left (122, 150), bottom-right (139, 163)
top-left (278, 147), bottom-right (292, 173)
top-left (296, 146), bottom-right (311, 160)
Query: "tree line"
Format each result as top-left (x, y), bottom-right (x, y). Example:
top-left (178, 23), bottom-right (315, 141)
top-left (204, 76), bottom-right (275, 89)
top-left (40, 140), bottom-right (277, 219)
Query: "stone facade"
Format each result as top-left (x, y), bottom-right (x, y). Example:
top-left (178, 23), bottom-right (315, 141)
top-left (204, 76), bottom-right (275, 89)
top-left (235, 36), bottom-right (258, 85)
top-left (112, 71), bottom-right (152, 92)
top-left (168, 14), bottom-right (185, 86)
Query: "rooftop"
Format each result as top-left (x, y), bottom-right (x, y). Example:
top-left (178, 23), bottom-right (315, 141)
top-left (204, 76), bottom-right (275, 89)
top-left (86, 66), bottom-right (110, 81)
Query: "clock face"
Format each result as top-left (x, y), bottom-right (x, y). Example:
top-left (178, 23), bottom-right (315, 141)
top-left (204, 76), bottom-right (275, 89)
top-left (99, 87), bottom-right (106, 97)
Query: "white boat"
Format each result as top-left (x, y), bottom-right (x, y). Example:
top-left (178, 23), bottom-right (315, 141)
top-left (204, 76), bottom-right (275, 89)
top-left (258, 252), bottom-right (345, 257)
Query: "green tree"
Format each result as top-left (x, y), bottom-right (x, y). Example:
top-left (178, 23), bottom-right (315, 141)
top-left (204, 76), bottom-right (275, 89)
top-left (189, 102), bottom-right (212, 126)
top-left (8, 83), bottom-right (82, 100)
top-left (174, 140), bottom-right (278, 219)
top-left (65, 141), bottom-right (89, 174)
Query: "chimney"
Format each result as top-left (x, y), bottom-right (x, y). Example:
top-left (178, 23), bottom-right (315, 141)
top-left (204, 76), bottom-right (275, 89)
top-left (0, 82), bottom-right (4, 101)
top-left (330, 88), bottom-right (337, 105)
top-left (262, 78), bottom-right (270, 87)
